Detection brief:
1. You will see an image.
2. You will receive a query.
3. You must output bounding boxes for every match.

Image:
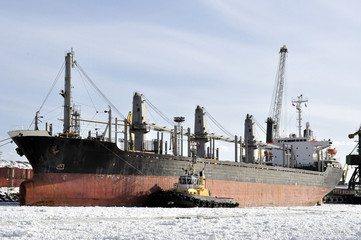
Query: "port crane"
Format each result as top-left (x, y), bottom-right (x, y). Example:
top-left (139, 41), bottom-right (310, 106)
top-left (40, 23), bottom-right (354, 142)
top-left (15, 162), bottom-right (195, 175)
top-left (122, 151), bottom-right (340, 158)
top-left (347, 127), bottom-right (361, 190)
top-left (325, 127), bottom-right (361, 204)
top-left (266, 45), bottom-right (288, 143)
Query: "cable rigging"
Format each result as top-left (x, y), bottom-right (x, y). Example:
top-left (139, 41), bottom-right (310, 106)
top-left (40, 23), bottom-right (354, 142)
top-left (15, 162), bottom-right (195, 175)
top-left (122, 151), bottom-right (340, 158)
top-left (28, 61), bottom-right (65, 129)
top-left (253, 117), bottom-right (266, 135)
top-left (0, 137), bottom-right (13, 148)
top-left (204, 108), bottom-right (234, 139)
top-left (75, 62), bottom-right (125, 120)
top-left (145, 105), bottom-right (157, 124)
top-left (75, 67), bottom-right (99, 113)
top-left (142, 95), bottom-right (174, 126)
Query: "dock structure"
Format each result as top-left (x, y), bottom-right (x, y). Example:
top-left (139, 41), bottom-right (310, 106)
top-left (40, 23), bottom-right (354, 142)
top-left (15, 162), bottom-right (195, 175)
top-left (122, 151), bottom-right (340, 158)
top-left (324, 127), bottom-right (361, 204)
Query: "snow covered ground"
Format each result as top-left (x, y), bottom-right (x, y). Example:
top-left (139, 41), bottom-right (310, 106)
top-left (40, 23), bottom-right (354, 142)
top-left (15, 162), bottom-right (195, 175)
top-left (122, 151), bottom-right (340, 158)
top-left (0, 204), bottom-right (360, 240)
top-left (0, 160), bottom-right (31, 169)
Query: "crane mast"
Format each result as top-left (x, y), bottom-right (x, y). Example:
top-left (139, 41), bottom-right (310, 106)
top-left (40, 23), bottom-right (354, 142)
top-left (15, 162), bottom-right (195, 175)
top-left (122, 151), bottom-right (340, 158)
top-left (63, 49), bottom-right (75, 133)
top-left (266, 45), bottom-right (288, 143)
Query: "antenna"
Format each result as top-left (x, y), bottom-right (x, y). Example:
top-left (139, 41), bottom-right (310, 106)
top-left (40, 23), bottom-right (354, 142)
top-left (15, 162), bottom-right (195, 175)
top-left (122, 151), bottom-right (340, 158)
top-left (292, 94), bottom-right (308, 137)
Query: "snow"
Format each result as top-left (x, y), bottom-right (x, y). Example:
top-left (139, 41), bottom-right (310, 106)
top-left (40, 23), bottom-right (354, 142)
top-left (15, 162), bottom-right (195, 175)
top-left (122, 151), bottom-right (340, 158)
top-left (0, 187), bottom-right (19, 194)
top-left (0, 188), bottom-right (19, 202)
top-left (0, 160), bottom-right (32, 169)
top-left (0, 204), bottom-right (360, 240)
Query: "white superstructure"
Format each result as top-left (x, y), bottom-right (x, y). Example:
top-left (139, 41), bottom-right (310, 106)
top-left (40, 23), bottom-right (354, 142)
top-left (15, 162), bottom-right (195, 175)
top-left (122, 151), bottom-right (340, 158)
top-left (265, 95), bottom-right (336, 169)
top-left (268, 128), bottom-right (333, 168)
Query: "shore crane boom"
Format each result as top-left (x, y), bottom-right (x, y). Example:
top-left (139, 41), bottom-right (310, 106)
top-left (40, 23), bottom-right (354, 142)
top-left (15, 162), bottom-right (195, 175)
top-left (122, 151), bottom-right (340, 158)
top-left (266, 45), bottom-right (288, 143)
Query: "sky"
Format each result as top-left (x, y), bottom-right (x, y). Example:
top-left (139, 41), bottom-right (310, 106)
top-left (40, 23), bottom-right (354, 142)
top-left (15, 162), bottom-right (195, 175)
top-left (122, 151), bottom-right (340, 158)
top-left (1, 0), bottom-right (361, 165)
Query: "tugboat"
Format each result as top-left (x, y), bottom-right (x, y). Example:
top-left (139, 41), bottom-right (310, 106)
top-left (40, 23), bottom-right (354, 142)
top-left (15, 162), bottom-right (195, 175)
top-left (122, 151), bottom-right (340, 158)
top-left (147, 163), bottom-right (239, 208)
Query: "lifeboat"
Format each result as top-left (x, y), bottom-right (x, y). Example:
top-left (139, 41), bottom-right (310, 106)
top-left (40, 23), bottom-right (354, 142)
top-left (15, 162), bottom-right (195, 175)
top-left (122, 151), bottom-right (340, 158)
top-left (328, 148), bottom-right (337, 155)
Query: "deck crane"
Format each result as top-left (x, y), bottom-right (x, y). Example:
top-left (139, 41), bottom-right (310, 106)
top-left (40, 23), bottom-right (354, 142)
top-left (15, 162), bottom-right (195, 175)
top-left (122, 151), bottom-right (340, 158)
top-left (266, 45), bottom-right (288, 143)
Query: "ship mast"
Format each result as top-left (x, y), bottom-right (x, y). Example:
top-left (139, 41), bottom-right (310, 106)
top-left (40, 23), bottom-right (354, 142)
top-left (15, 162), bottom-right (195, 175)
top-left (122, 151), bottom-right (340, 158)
top-left (63, 49), bottom-right (75, 133)
top-left (132, 92), bottom-right (150, 151)
top-left (194, 106), bottom-right (209, 158)
top-left (292, 94), bottom-right (308, 137)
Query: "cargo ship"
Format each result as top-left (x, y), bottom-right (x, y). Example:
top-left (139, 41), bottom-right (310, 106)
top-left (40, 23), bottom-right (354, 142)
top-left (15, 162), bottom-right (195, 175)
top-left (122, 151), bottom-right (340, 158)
top-left (8, 50), bottom-right (343, 207)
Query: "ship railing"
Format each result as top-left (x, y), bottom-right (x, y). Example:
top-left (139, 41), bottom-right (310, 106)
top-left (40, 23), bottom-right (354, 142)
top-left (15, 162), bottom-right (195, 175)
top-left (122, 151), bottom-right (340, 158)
top-left (174, 183), bottom-right (201, 189)
top-left (125, 151), bottom-right (328, 176)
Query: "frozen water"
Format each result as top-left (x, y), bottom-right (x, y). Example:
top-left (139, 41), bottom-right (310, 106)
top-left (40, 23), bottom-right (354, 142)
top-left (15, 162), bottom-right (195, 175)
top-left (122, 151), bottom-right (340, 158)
top-left (0, 203), bottom-right (360, 239)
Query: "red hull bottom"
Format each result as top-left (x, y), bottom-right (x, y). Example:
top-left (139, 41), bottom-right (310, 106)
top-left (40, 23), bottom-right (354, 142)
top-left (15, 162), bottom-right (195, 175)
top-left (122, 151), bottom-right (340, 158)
top-left (20, 173), bottom-right (330, 207)
top-left (0, 178), bottom-right (24, 188)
